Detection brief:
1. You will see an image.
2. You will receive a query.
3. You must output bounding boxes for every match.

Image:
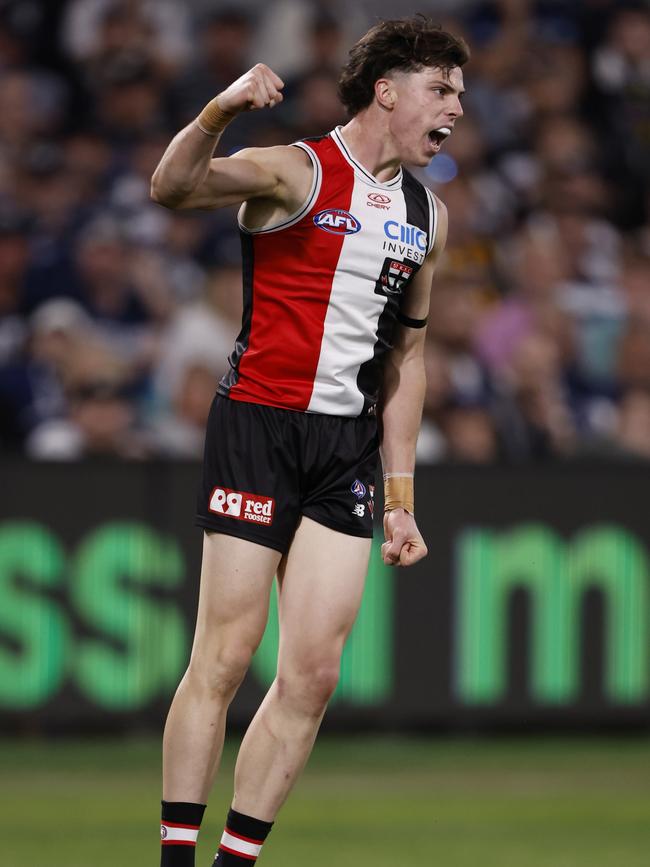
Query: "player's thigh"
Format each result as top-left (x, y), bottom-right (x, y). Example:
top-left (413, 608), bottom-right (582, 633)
top-left (191, 530), bottom-right (282, 665)
top-left (276, 517), bottom-right (372, 674)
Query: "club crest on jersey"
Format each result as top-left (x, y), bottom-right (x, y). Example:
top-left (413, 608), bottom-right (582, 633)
top-left (313, 208), bottom-right (361, 235)
top-left (374, 257), bottom-right (414, 296)
top-left (351, 479), bottom-right (367, 499)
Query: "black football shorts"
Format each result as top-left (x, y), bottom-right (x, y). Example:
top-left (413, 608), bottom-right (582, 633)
top-left (196, 395), bottom-right (379, 553)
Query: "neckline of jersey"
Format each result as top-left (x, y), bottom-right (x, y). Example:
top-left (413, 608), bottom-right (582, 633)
top-left (331, 127), bottom-right (403, 191)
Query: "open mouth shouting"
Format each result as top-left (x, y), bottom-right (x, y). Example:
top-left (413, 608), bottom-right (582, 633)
top-left (428, 126), bottom-right (452, 152)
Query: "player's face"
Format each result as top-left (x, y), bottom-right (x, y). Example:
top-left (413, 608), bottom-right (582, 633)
top-left (390, 66), bottom-right (465, 166)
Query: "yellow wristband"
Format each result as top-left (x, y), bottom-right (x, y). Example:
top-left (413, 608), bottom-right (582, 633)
top-left (196, 96), bottom-right (236, 136)
top-left (383, 473), bottom-right (414, 514)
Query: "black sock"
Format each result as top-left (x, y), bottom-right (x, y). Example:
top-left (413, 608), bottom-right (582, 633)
top-left (213, 807), bottom-right (273, 865)
top-left (161, 801), bottom-right (206, 867)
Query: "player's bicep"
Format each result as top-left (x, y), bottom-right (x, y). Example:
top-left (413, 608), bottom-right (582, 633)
top-left (174, 148), bottom-right (281, 211)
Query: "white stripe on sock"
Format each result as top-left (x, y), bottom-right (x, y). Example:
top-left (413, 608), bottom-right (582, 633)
top-left (220, 830), bottom-right (262, 858)
top-left (161, 825), bottom-right (199, 843)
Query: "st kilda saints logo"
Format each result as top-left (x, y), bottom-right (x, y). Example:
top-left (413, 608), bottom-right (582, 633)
top-left (374, 256), bottom-right (415, 297)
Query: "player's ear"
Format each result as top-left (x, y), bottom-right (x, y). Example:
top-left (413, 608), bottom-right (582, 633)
top-left (375, 78), bottom-right (397, 110)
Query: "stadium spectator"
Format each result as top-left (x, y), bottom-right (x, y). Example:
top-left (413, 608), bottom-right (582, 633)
top-left (249, 0), bottom-right (367, 79)
top-left (172, 8), bottom-right (254, 122)
top-left (150, 263), bottom-right (241, 455)
top-left (440, 402), bottom-right (500, 463)
top-left (11, 296), bottom-right (130, 454)
top-left (61, 0), bottom-right (191, 80)
top-left (27, 376), bottom-right (148, 459)
top-left (149, 359), bottom-right (225, 458)
top-left (70, 215), bottom-right (170, 353)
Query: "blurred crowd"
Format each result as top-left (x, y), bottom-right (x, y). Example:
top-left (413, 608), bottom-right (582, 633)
top-left (0, 0), bottom-right (649, 462)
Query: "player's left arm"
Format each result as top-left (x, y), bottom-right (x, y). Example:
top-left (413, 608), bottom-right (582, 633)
top-left (378, 197), bottom-right (448, 567)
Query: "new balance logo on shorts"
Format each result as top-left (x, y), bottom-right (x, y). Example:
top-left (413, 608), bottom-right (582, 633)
top-left (209, 487), bottom-right (276, 526)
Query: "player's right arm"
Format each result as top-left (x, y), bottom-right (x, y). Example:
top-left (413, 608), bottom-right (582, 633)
top-left (150, 64), bottom-right (305, 212)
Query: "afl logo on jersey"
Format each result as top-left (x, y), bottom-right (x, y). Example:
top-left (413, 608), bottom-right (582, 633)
top-left (313, 209), bottom-right (361, 235)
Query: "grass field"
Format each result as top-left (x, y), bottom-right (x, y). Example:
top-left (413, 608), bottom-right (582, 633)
top-left (3, 735), bottom-right (650, 866)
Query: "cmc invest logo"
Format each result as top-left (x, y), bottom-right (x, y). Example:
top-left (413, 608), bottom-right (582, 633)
top-left (313, 208), bottom-right (361, 235)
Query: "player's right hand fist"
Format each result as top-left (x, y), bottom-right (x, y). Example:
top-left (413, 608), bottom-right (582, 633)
top-left (218, 64), bottom-right (285, 114)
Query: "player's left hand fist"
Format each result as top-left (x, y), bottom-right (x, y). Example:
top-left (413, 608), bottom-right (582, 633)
top-left (381, 508), bottom-right (428, 567)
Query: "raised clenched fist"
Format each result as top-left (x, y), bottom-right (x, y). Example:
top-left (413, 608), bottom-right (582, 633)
top-left (218, 64), bottom-right (285, 114)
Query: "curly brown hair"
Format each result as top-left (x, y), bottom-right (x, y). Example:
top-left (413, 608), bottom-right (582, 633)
top-left (338, 16), bottom-right (470, 117)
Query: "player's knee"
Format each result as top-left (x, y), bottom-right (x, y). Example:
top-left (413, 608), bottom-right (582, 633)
top-left (278, 661), bottom-right (340, 715)
top-left (187, 644), bottom-right (253, 699)
top-left (303, 663), bottom-right (340, 710)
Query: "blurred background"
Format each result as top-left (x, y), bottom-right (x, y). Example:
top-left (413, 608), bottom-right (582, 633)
top-left (1, 1), bottom-right (649, 865)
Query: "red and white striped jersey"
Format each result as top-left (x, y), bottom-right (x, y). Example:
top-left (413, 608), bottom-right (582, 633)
top-left (219, 126), bottom-right (439, 417)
